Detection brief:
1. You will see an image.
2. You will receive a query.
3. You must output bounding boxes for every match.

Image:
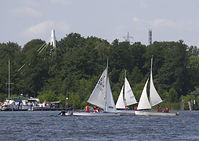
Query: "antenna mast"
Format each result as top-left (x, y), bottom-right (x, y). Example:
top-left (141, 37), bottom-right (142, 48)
top-left (123, 32), bottom-right (133, 43)
top-left (148, 29), bottom-right (152, 45)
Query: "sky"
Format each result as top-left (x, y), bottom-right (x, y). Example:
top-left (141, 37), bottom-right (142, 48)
top-left (0, 0), bottom-right (199, 47)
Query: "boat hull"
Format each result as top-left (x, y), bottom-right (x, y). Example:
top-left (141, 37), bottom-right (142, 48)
top-left (65, 111), bottom-right (120, 116)
top-left (135, 111), bottom-right (179, 116)
top-left (114, 110), bottom-right (135, 115)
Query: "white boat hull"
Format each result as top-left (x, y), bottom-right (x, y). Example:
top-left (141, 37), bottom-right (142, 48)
top-left (65, 111), bottom-right (120, 116)
top-left (114, 110), bottom-right (135, 115)
top-left (135, 111), bottom-right (179, 116)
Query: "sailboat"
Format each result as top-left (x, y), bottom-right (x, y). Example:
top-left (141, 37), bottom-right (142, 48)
top-left (65, 60), bottom-right (120, 116)
top-left (135, 57), bottom-right (179, 116)
top-left (115, 71), bottom-right (137, 114)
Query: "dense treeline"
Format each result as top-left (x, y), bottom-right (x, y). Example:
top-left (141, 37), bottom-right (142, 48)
top-left (1, 33), bottom-right (199, 110)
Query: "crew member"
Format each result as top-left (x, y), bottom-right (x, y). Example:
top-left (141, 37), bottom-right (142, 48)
top-left (58, 110), bottom-right (66, 116)
top-left (157, 106), bottom-right (162, 112)
top-left (164, 107), bottom-right (169, 113)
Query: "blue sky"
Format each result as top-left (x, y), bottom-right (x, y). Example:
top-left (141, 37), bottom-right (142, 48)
top-left (1, 0), bottom-right (199, 47)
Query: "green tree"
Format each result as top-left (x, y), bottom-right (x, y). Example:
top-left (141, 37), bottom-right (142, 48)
top-left (166, 88), bottom-right (179, 102)
top-left (38, 90), bottom-right (58, 102)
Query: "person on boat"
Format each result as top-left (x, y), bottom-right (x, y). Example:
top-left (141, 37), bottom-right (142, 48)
top-left (164, 107), bottom-right (169, 113)
top-left (67, 106), bottom-right (73, 111)
top-left (85, 106), bottom-right (94, 112)
top-left (157, 106), bottom-right (162, 112)
top-left (58, 110), bottom-right (66, 116)
top-left (65, 106), bottom-right (73, 115)
top-left (133, 106), bottom-right (138, 111)
top-left (90, 106), bottom-right (94, 112)
top-left (93, 108), bottom-right (100, 113)
top-left (85, 106), bottom-right (90, 112)
top-left (125, 106), bottom-right (130, 110)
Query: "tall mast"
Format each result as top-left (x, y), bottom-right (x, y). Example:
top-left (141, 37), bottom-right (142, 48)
top-left (124, 70), bottom-right (126, 79)
top-left (151, 56), bottom-right (153, 76)
top-left (8, 60), bottom-right (11, 98)
top-left (123, 70), bottom-right (127, 105)
top-left (150, 56), bottom-right (153, 92)
top-left (105, 57), bottom-right (108, 111)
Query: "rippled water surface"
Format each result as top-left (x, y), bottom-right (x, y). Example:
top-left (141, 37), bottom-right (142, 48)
top-left (0, 111), bottom-right (199, 141)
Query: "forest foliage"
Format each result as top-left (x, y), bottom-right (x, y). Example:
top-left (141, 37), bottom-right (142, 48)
top-left (1, 33), bottom-right (199, 109)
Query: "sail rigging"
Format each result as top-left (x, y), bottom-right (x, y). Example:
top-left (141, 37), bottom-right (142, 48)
top-left (106, 77), bottom-right (116, 112)
top-left (149, 57), bottom-right (163, 106)
top-left (87, 67), bottom-right (107, 110)
top-left (116, 86), bottom-right (126, 109)
top-left (116, 71), bottom-right (137, 109)
top-left (137, 57), bottom-right (162, 110)
top-left (137, 79), bottom-right (151, 110)
top-left (124, 78), bottom-right (137, 106)
top-left (87, 60), bottom-right (116, 112)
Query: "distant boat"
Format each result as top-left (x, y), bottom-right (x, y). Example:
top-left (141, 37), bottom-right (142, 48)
top-left (65, 60), bottom-right (119, 116)
top-left (115, 71), bottom-right (137, 114)
top-left (135, 57), bottom-right (179, 116)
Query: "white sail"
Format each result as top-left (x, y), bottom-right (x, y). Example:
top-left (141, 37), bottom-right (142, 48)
top-left (137, 79), bottom-right (152, 110)
top-left (105, 77), bottom-right (116, 112)
top-left (116, 86), bottom-right (126, 109)
top-left (149, 58), bottom-right (162, 106)
top-left (124, 78), bottom-right (137, 106)
top-left (87, 68), bottom-right (107, 110)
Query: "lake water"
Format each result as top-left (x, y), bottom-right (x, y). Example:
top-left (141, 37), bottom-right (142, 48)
top-left (0, 111), bottom-right (198, 141)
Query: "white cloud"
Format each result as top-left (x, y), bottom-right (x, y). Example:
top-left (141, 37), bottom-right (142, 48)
top-left (151, 18), bottom-right (177, 28)
top-left (183, 21), bottom-right (199, 31)
top-left (132, 17), bottom-right (140, 23)
top-left (131, 17), bottom-right (180, 30)
top-left (49, 0), bottom-right (72, 5)
top-left (21, 0), bottom-right (72, 7)
top-left (131, 16), bottom-right (151, 26)
top-left (23, 20), bottom-right (71, 39)
top-left (138, 0), bottom-right (148, 8)
top-left (150, 18), bottom-right (199, 31)
top-left (12, 7), bottom-right (42, 18)
top-left (22, 0), bottom-right (39, 7)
